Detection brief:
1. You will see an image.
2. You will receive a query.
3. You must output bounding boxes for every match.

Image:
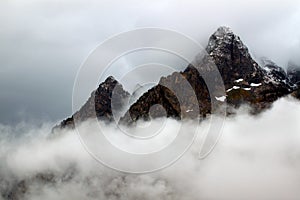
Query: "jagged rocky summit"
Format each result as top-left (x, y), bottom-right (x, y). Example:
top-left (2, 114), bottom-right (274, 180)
top-left (54, 26), bottom-right (299, 129)
top-left (52, 76), bottom-right (130, 131)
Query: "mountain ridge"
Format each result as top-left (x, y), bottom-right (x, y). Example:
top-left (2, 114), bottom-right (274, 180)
top-left (54, 26), bottom-right (300, 130)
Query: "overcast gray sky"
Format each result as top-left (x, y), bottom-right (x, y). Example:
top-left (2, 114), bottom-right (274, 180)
top-left (0, 0), bottom-right (300, 125)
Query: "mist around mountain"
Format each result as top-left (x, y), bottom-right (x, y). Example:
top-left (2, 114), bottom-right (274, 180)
top-left (2, 97), bottom-right (300, 199)
top-left (55, 26), bottom-right (300, 130)
top-left (1, 27), bottom-right (300, 200)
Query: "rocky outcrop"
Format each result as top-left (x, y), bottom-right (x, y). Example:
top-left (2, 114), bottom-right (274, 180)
top-left (287, 62), bottom-right (300, 85)
top-left (120, 66), bottom-right (212, 124)
top-left (120, 27), bottom-right (294, 123)
top-left (287, 62), bottom-right (300, 98)
top-left (204, 28), bottom-right (294, 111)
top-left (53, 76), bottom-right (130, 130)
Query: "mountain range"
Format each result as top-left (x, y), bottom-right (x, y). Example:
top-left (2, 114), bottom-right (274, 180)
top-left (53, 26), bottom-right (300, 130)
top-left (4, 26), bottom-right (300, 200)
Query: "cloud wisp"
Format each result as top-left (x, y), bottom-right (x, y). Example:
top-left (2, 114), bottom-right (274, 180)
top-left (0, 97), bottom-right (300, 199)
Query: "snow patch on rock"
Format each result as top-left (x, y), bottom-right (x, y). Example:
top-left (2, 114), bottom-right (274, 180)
top-left (234, 78), bottom-right (244, 83)
top-left (250, 83), bottom-right (262, 87)
top-left (215, 96), bottom-right (226, 102)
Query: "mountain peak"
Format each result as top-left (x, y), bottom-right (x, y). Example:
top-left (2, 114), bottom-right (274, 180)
top-left (205, 26), bottom-right (264, 88)
top-left (55, 26), bottom-right (297, 130)
top-left (53, 76), bottom-right (130, 131)
top-left (214, 26), bottom-right (233, 36)
top-left (206, 26), bottom-right (249, 59)
top-left (105, 75), bottom-right (116, 82)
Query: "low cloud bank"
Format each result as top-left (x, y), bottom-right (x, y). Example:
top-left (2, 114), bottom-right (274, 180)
top-left (1, 97), bottom-right (300, 200)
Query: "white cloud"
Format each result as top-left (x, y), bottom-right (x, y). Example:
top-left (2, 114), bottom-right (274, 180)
top-left (1, 97), bottom-right (300, 199)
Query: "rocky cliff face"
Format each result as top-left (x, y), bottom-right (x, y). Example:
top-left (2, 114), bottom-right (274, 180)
top-left (121, 27), bottom-right (294, 123)
top-left (53, 76), bottom-right (130, 130)
top-left (55, 26), bottom-right (297, 128)
top-left (287, 62), bottom-right (300, 84)
top-left (120, 67), bottom-right (212, 124)
top-left (287, 62), bottom-right (300, 98)
top-left (197, 27), bottom-right (293, 111)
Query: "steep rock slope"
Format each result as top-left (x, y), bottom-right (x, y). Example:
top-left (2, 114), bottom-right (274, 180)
top-left (53, 76), bottom-right (130, 130)
top-left (55, 26), bottom-right (295, 127)
top-left (287, 62), bottom-right (300, 98)
top-left (121, 27), bottom-right (293, 123)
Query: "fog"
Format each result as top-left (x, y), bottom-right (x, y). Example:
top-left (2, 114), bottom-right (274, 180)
top-left (0, 0), bottom-right (300, 124)
top-left (0, 96), bottom-right (300, 199)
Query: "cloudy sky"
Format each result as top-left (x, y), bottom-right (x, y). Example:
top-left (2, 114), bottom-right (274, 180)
top-left (0, 0), bottom-right (300, 125)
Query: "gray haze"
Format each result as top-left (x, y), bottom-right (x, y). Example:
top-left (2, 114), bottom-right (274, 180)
top-left (1, 97), bottom-right (300, 199)
top-left (0, 0), bottom-right (300, 124)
